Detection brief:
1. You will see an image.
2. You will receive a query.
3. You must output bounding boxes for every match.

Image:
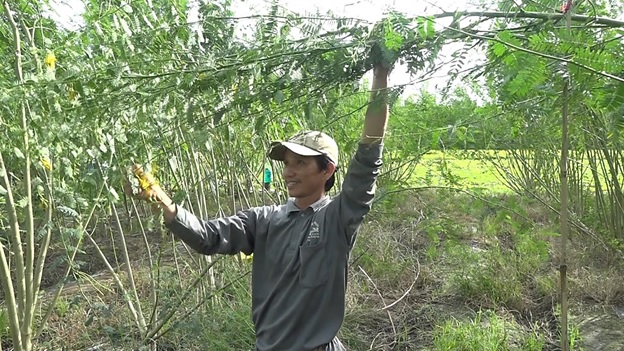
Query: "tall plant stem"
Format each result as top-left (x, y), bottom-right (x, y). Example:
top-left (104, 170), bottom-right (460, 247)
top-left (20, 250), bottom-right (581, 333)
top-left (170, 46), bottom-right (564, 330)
top-left (559, 4), bottom-right (573, 351)
top-left (3, 1), bottom-right (34, 349)
top-left (0, 152), bottom-right (25, 349)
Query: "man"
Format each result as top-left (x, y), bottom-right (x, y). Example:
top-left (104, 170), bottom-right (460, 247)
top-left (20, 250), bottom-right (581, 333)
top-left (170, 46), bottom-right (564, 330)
top-left (129, 64), bottom-right (390, 350)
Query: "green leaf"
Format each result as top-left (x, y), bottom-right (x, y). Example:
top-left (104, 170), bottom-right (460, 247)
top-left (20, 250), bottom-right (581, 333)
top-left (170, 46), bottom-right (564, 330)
top-left (58, 206), bottom-right (79, 218)
top-left (0, 184), bottom-right (7, 195)
top-left (384, 26), bottom-right (403, 51)
top-left (172, 190), bottom-right (187, 204)
top-left (17, 197), bottom-right (28, 208)
top-left (426, 18), bottom-right (435, 39)
top-left (275, 90), bottom-right (284, 104)
top-left (176, 0), bottom-right (189, 14)
top-left (492, 42), bottom-right (506, 58)
top-left (14, 147), bottom-right (25, 159)
top-left (417, 18), bottom-right (427, 39)
top-left (61, 227), bottom-right (83, 241)
top-left (254, 114), bottom-right (267, 134)
top-left (431, 130), bottom-right (442, 148)
top-left (497, 30), bottom-right (512, 43)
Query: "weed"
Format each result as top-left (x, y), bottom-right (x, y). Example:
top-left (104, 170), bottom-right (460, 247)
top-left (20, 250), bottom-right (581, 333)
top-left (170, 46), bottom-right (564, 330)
top-left (445, 243), bottom-right (524, 308)
top-left (161, 280), bottom-right (255, 350)
top-left (0, 308), bottom-right (9, 340)
top-left (54, 297), bottom-right (71, 318)
top-left (569, 323), bottom-right (583, 351)
top-left (432, 310), bottom-right (546, 351)
top-left (553, 304), bottom-right (585, 350)
top-left (523, 322), bottom-right (548, 350)
top-left (534, 272), bottom-right (558, 298)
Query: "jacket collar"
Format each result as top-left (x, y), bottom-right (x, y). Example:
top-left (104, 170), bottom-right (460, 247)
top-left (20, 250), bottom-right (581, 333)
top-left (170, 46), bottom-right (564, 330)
top-left (286, 196), bottom-right (330, 213)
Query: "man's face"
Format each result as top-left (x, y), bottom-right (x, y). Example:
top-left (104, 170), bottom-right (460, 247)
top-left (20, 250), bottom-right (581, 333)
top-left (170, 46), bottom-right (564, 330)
top-left (282, 149), bottom-right (332, 200)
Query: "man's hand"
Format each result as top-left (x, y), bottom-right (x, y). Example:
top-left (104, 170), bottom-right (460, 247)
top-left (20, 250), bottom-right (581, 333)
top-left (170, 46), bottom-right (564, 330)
top-left (124, 164), bottom-right (162, 201)
top-left (367, 20), bottom-right (401, 73)
top-left (124, 164), bottom-right (177, 222)
top-left (369, 41), bottom-right (399, 73)
top-left (560, 0), bottom-right (573, 13)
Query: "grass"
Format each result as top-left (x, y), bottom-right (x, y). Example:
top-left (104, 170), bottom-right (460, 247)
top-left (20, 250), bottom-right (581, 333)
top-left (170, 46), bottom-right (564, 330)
top-left (432, 310), bottom-right (546, 351)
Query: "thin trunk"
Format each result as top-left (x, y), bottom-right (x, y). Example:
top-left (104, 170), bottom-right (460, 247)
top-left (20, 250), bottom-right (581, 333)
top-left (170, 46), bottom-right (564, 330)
top-left (559, 78), bottom-right (570, 351)
top-left (0, 152), bottom-right (24, 349)
top-left (30, 169), bottom-right (54, 333)
top-left (208, 139), bottom-right (224, 217)
top-left (111, 201), bottom-right (147, 333)
top-left (559, 8), bottom-right (572, 350)
top-left (2, 2), bottom-right (31, 349)
top-left (130, 199), bottom-right (158, 326)
top-left (21, 102), bottom-right (35, 350)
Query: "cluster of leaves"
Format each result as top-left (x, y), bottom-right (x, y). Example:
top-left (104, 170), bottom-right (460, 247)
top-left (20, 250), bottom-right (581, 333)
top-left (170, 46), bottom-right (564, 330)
top-left (478, 0), bottom-right (624, 244)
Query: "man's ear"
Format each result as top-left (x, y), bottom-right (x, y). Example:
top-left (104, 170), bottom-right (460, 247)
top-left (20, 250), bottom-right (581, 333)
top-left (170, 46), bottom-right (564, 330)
top-left (324, 162), bottom-right (336, 180)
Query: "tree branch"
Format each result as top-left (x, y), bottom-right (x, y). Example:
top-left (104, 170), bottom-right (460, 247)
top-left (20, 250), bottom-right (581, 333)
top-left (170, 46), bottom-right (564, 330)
top-left (426, 10), bottom-right (624, 28)
top-left (442, 25), bottom-right (624, 83)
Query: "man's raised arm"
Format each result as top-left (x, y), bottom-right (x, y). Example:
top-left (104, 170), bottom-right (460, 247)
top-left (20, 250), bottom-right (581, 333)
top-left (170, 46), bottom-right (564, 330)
top-left (361, 65), bottom-right (390, 145)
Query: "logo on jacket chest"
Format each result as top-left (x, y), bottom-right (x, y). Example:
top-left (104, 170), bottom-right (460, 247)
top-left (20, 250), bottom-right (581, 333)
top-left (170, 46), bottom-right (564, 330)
top-left (304, 221), bottom-right (320, 246)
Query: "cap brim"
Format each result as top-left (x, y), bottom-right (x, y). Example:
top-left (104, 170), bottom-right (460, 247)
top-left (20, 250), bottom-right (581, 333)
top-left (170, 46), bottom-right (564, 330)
top-left (268, 141), bottom-right (323, 161)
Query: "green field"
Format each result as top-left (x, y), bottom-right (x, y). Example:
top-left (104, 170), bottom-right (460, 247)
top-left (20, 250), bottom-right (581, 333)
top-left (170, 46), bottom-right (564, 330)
top-left (407, 151), bottom-right (512, 193)
top-left (402, 149), bottom-right (621, 195)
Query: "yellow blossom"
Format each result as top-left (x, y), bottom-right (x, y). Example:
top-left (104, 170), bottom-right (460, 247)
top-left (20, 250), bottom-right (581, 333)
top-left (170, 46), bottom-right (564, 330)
top-left (38, 194), bottom-right (49, 209)
top-left (40, 158), bottom-right (52, 171)
top-left (44, 51), bottom-right (56, 70)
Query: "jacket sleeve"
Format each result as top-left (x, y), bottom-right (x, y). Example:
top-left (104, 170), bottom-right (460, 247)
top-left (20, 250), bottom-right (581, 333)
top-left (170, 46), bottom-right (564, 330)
top-left (165, 205), bottom-right (258, 256)
top-left (333, 143), bottom-right (384, 246)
